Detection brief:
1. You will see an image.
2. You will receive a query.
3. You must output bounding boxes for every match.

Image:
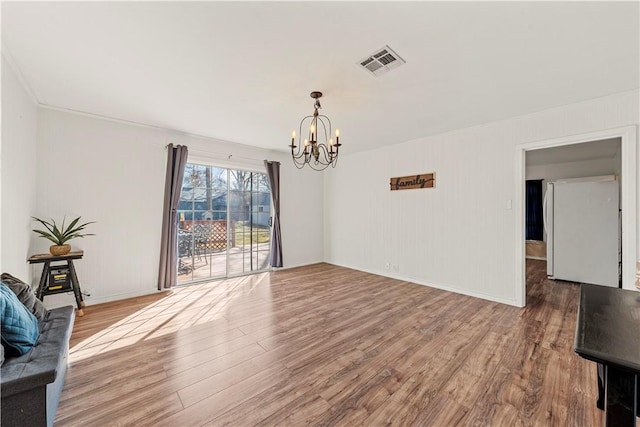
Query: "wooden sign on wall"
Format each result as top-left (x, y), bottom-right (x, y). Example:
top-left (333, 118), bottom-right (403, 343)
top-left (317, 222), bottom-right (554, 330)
top-left (389, 173), bottom-right (435, 191)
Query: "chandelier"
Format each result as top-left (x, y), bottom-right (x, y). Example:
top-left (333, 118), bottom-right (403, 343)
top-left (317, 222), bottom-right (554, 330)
top-left (289, 91), bottom-right (341, 170)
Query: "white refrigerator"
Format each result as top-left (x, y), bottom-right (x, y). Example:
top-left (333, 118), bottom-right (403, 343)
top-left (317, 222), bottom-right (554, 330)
top-left (544, 176), bottom-right (620, 287)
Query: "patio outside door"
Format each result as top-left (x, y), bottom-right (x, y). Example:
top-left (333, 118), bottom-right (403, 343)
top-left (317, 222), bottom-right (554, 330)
top-left (176, 163), bottom-right (271, 284)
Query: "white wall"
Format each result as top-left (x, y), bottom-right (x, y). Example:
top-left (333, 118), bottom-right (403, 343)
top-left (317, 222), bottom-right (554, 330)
top-left (36, 109), bottom-right (323, 307)
top-left (324, 89), bottom-right (639, 306)
top-left (1, 57), bottom-right (39, 281)
top-left (278, 157), bottom-right (324, 269)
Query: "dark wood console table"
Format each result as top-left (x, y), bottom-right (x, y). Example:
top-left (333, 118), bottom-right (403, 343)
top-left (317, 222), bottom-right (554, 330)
top-left (574, 284), bottom-right (640, 426)
top-left (28, 251), bottom-right (85, 316)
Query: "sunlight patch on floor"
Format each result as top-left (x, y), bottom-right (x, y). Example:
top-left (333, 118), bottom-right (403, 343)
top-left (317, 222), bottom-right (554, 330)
top-left (69, 272), bottom-right (271, 363)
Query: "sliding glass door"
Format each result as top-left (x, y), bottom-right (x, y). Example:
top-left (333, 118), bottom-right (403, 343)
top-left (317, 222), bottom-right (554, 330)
top-left (176, 163), bottom-right (271, 284)
top-left (227, 170), bottom-right (272, 276)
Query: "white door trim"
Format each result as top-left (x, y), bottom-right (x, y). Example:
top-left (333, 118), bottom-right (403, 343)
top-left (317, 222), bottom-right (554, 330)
top-left (515, 125), bottom-right (638, 307)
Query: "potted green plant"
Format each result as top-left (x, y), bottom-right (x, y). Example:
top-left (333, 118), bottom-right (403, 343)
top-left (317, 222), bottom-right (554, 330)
top-left (32, 216), bottom-right (95, 256)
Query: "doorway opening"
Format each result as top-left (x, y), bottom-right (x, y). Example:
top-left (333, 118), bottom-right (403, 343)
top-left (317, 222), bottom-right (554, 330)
top-left (525, 139), bottom-right (621, 295)
top-left (176, 163), bottom-right (272, 284)
top-left (515, 126), bottom-right (638, 307)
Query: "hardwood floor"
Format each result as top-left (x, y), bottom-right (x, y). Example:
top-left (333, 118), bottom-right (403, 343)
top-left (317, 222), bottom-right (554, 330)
top-left (55, 261), bottom-right (602, 426)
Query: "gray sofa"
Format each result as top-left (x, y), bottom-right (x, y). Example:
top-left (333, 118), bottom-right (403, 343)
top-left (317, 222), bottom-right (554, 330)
top-left (1, 305), bottom-right (75, 427)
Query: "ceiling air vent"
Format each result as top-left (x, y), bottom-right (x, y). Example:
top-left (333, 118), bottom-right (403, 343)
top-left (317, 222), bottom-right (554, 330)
top-left (358, 45), bottom-right (406, 77)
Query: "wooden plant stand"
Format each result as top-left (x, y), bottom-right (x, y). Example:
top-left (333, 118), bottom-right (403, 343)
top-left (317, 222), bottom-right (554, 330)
top-left (28, 251), bottom-right (86, 316)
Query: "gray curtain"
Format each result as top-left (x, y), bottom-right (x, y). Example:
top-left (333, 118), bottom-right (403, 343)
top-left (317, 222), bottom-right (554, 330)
top-left (158, 144), bottom-right (189, 290)
top-left (264, 160), bottom-right (283, 268)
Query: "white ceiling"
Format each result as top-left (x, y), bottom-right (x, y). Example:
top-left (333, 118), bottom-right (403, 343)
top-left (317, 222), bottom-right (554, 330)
top-left (526, 137), bottom-right (621, 167)
top-left (2, 2), bottom-right (638, 154)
